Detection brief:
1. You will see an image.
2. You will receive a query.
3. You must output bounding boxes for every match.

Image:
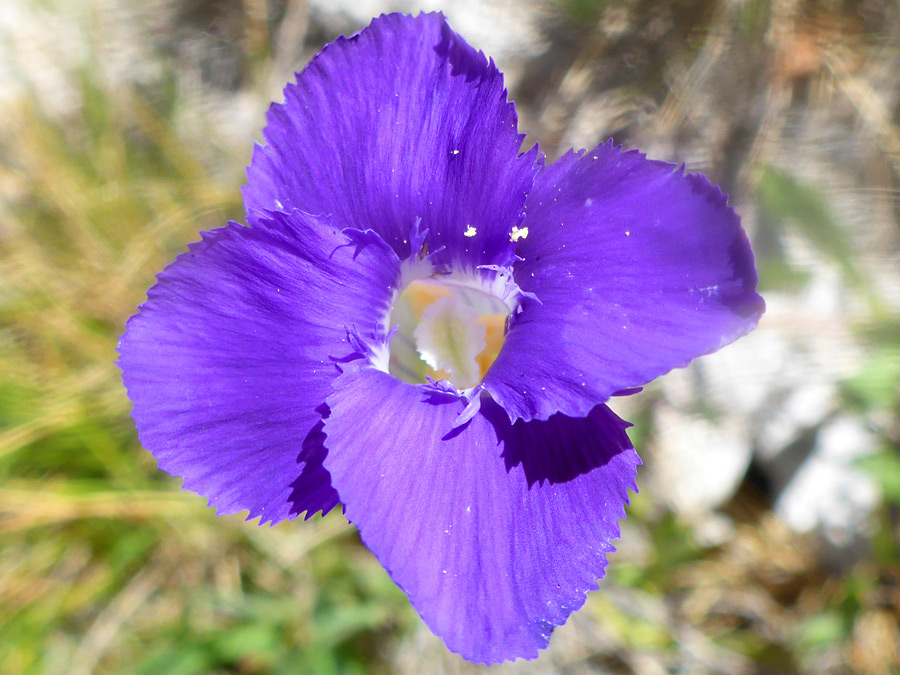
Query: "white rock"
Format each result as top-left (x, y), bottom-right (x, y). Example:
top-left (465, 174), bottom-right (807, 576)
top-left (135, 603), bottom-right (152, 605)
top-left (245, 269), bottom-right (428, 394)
top-left (774, 415), bottom-right (879, 546)
top-left (647, 403), bottom-right (752, 518)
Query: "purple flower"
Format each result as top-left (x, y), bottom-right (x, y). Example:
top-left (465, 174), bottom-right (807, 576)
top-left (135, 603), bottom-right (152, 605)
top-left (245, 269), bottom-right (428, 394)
top-left (119, 12), bottom-right (764, 664)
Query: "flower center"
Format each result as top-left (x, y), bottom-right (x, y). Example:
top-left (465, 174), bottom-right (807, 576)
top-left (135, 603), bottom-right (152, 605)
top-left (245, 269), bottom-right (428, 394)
top-left (387, 278), bottom-right (509, 389)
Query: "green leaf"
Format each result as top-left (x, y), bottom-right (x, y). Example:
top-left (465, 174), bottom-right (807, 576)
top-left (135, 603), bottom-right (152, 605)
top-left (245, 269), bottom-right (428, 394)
top-left (138, 645), bottom-right (215, 675)
top-left (841, 346), bottom-right (900, 412)
top-left (756, 167), bottom-right (862, 286)
top-left (797, 611), bottom-right (849, 650)
top-left (212, 623), bottom-right (283, 666)
top-left (856, 451), bottom-right (900, 503)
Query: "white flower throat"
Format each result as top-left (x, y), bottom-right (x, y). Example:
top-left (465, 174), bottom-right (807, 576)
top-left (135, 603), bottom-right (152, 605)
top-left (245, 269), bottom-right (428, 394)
top-left (387, 278), bottom-right (510, 389)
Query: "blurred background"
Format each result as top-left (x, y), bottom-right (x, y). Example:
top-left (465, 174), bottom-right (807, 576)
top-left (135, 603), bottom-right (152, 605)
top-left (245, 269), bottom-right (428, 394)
top-left (1, 0), bottom-right (899, 673)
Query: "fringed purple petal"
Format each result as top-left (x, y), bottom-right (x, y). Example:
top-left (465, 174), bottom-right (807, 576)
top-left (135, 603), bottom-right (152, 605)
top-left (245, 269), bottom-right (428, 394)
top-left (484, 141), bottom-right (765, 422)
top-left (322, 362), bottom-right (640, 663)
top-left (244, 12), bottom-right (538, 269)
top-left (119, 213), bottom-right (400, 523)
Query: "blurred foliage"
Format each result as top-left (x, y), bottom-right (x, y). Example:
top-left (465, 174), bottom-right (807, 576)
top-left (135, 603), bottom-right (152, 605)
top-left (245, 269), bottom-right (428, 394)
top-left (0, 55), bottom-right (413, 675)
top-left (757, 167), bottom-right (857, 279)
top-left (552, 0), bottom-right (609, 26)
top-left (1, 0), bottom-right (899, 674)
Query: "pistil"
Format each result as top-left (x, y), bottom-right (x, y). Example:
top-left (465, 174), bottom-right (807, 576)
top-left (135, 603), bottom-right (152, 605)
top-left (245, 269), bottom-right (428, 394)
top-left (387, 278), bottom-right (510, 389)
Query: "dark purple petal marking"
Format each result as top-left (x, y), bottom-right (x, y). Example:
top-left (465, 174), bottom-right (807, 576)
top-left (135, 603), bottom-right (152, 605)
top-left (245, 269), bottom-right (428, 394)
top-left (290, 414), bottom-right (341, 520)
top-left (244, 12), bottom-right (539, 268)
top-left (323, 363), bottom-right (640, 663)
top-left (118, 212), bottom-right (400, 524)
top-left (483, 141), bottom-right (766, 422)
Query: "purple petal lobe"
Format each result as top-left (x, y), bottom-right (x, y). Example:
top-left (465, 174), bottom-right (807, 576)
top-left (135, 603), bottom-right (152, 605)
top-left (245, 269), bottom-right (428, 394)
top-left (484, 142), bottom-right (765, 422)
top-left (118, 212), bottom-right (399, 523)
top-left (244, 12), bottom-right (538, 267)
top-left (323, 363), bottom-right (639, 663)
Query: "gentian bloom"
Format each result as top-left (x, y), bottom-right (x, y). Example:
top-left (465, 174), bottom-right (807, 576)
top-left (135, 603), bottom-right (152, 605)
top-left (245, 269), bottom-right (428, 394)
top-left (119, 12), bottom-right (764, 663)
